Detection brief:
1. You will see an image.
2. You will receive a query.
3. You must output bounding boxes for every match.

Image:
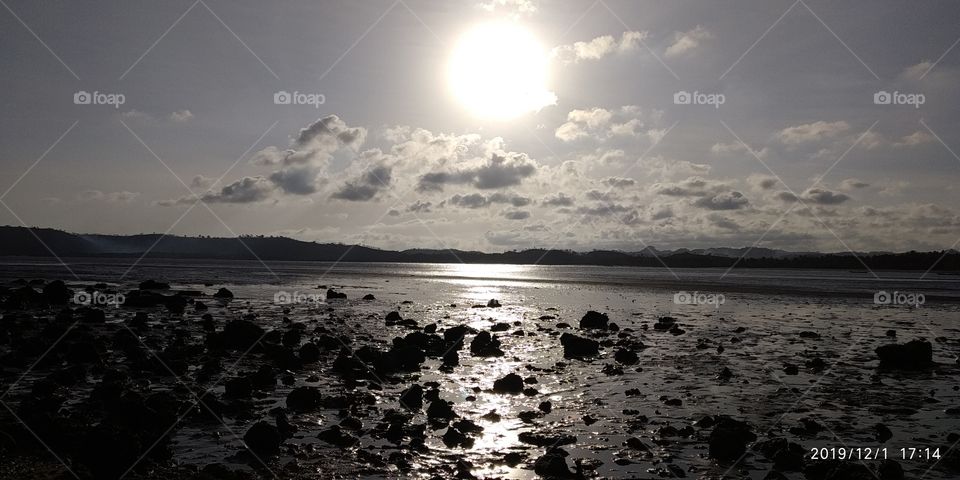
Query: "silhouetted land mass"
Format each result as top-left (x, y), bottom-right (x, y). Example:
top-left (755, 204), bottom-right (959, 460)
top-left (1, 226), bottom-right (958, 270)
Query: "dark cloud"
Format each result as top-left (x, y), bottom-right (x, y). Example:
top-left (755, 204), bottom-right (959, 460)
top-left (802, 188), bottom-right (850, 205)
top-left (693, 191), bottom-right (749, 210)
top-left (295, 115), bottom-right (367, 148)
top-left (269, 165), bottom-right (323, 195)
top-left (418, 153), bottom-right (537, 191)
top-left (446, 192), bottom-right (532, 209)
top-left (654, 177), bottom-right (726, 197)
top-left (406, 200), bottom-right (432, 213)
top-left (200, 176), bottom-right (274, 204)
top-left (331, 165), bottom-right (392, 201)
top-left (503, 210), bottom-right (531, 220)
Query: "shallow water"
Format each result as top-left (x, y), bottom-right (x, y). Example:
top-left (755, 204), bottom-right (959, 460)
top-left (2, 258), bottom-right (959, 479)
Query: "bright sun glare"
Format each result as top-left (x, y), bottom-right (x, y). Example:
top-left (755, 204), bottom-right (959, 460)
top-left (448, 22), bottom-right (554, 120)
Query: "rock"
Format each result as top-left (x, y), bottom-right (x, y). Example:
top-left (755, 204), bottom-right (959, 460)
top-left (326, 289), bottom-right (346, 300)
top-left (783, 364), bottom-right (799, 375)
top-left (286, 386), bottom-right (322, 412)
top-left (427, 399), bottom-right (456, 421)
top-left (626, 437), bottom-right (650, 451)
top-left (876, 340), bottom-right (933, 370)
top-left (42, 280), bottom-right (72, 304)
top-left (874, 423), bottom-right (892, 443)
top-left (243, 421), bottom-right (281, 457)
top-left (224, 376), bottom-right (252, 398)
top-left (486, 299), bottom-right (501, 308)
top-left (400, 384), bottom-right (424, 411)
top-left (299, 342), bottom-right (321, 363)
top-left (753, 437), bottom-right (805, 471)
top-left (560, 333), bottom-right (599, 358)
top-left (492, 373), bottom-right (524, 394)
top-left (385, 311), bottom-right (403, 323)
top-left (708, 417), bottom-right (756, 461)
top-left (538, 401), bottom-right (552, 413)
top-left (318, 425), bottom-right (358, 448)
top-left (213, 288), bottom-right (234, 299)
top-left (470, 331), bottom-right (504, 357)
top-left (878, 459), bottom-right (904, 479)
top-left (442, 426), bottom-right (473, 448)
top-left (718, 367), bottom-right (733, 380)
top-left (139, 279), bottom-right (170, 290)
top-left (223, 320), bottom-right (265, 350)
top-left (518, 432), bottom-right (576, 447)
top-left (579, 311), bottom-right (609, 329)
top-left (654, 316), bottom-right (676, 331)
top-left (533, 450), bottom-right (574, 478)
top-left (362, 294), bottom-right (376, 300)
top-left (614, 348), bottom-right (638, 365)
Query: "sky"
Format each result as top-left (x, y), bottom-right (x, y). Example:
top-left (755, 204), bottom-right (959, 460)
top-left (1, 0), bottom-right (959, 253)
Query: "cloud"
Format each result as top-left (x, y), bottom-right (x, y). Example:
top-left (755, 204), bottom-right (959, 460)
top-left (747, 174), bottom-right (779, 190)
top-left (190, 175), bottom-right (216, 190)
top-left (893, 131), bottom-right (933, 147)
top-left (503, 210), bottom-right (531, 220)
top-left (801, 188), bottom-right (850, 205)
top-left (654, 176), bottom-right (729, 197)
top-left (693, 191), bottom-right (749, 210)
top-left (839, 178), bottom-right (870, 190)
top-left (901, 60), bottom-right (933, 81)
top-left (664, 25), bottom-right (711, 58)
top-left (552, 31), bottom-right (647, 65)
top-left (77, 190), bottom-right (140, 203)
top-left (406, 200), bottom-right (432, 213)
top-left (602, 177), bottom-right (636, 188)
top-left (295, 115), bottom-right (367, 149)
top-left (330, 165), bottom-right (393, 201)
top-left (542, 193), bottom-right (574, 207)
top-left (161, 176), bottom-right (276, 205)
top-left (775, 188), bottom-right (850, 205)
top-left (418, 153), bottom-right (538, 191)
top-left (269, 165), bottom-right (324, 195)
top-left (170, 110), bottom-right (193, 122)
top-left (777, 120), bottom-right (850, 145)
top-left (476, 0), bottom-right (538, 17)
top-left (446, 192), bottom-right (532, 209)
top-left (555, 105), bottom-right (663, 142)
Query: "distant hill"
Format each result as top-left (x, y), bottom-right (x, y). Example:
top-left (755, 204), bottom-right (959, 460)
top-left (0, 225), bottom-right (957, 270)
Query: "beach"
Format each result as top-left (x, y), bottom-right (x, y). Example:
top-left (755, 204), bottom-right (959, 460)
top-left (1, 259), bottom-right (959, 479)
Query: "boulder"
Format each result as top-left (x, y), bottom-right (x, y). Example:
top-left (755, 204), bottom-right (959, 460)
top-left (533, 450), bottom-right (574, 478)
top-left (243, 421), bottom-right (281, 457)
top-left (614, 348), bottom-right (639, 365)
top-left (708, 417), bottom-right (756, 461)
top-left (286, 386), bottom-right (322, 412)
top-left (42, 280), bottom-right (72, 304)
top-left (138, 280), bottom-right (170, 290)
top-left (492, 373), bottom-right (524, 394)
top-left (560, 333), bottom-right (599, 358)
top-left (876, 340), bottom-right (933, 370)
top-left (487, 299), bottom-right (501, 308)
top-left (579, 311), bottom-right (609, 329)
top-left (223, 320), bottom-right (265, 350)
top-left (400, 384), bottom-right (424, 411)
top-left (213, 288), bottom-right (234, 299)
top-left (326, 289), bottom-right (347, 300)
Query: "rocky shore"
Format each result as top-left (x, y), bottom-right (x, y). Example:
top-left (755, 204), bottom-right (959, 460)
top-left (1, 277), bottom-right (959, 479)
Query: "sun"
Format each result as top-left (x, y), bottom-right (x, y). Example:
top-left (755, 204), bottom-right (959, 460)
top-left (448, 22), bottom-right (555, 120)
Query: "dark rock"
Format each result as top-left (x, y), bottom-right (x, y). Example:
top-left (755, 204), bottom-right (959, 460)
top-left (753, 437), bottom-right (805, 471)
top-left (579, 311), bottom-right (609, 330)
top-left (560, 333), bottom-right (599, 358)
top-left (470, 331), bottom-right (504, 357)
top-left (876, 340), bottom-right (933, 370)
top-left (139, 279), bottom-right (170, 290)
top-left (223, 320), bottom-right (265, 350)
top-left (213, 288), bottom-right (234, 299)
top-left (783, 364), bottom-right (799, 375)
top-left (400, 384), bottom-right (424, 411)
top-left (538, 401), bottom-right (552, 413)
top-left (614, 348), bottom-right (638, 365)
top-left (286, 386), bottom-right (322, 412)
top-left (243, 421), bottom-right (281, 457)
top-left (224, 376), bottom-right (252, 398)
top-left (362, 294), bottom-right (376, 300)
top-left (427, 399), bottom-right (456, 420)
top-left (518, 432), bottom-right (576, 447)
top-left (878, 459), bottom-right (904, 480)
top-left (534, 450), bottom-right (573, 478)
top-left (874, 423), bottom-right (892, 443)
top-left (318, 425), bottom-right (358, 448)
top-left (385, 311), bottom-right (403, 323)
top-left (708, 417), bottom-right (756, 461)
top-left (486, 299), bottom-right (501, 308)
top-left (492, 373), bottom-right (524, 394)
top-left (299, 342), bottom-right (321, 363)
top-left (42, 280), bottom-right (72, 304)
top-left (442, 426), bottom-right (473, 448)
top-left (326, 289), bottom-right (346, 300)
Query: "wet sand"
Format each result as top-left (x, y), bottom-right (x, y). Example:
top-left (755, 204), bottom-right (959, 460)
top-left (1, 270), bottom-right (960, 479)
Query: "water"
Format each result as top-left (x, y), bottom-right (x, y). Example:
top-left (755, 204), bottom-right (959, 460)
top-left (1, 257), bottom-right (959, 478)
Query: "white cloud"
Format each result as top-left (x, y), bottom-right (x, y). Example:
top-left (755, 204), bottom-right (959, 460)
top-left (77, 190), bottom-right (140, 203)
top-left (777, 120), bottom-right (850, 145)
top-left (555, 105), bottom-right (663, 142)
top-left (552, 31), bottom-right (647, 65)
top-left (169, 109), bottom-right (193, 122)
top-left (664, 25), bottom-right (712, 58)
